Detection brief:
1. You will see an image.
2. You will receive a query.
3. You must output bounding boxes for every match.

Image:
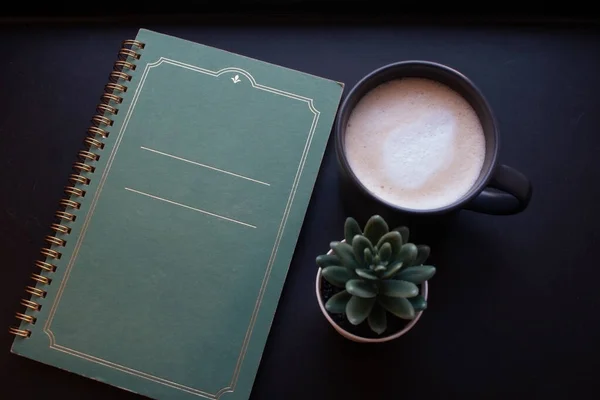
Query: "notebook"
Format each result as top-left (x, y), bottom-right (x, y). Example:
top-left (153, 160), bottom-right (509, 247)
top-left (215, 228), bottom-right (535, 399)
top-left (9, 28), bottom-right (344, 400)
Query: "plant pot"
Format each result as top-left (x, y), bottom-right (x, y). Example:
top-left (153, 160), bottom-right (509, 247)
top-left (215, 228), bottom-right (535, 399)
top-left (315, 248), bottom-right (428, 343)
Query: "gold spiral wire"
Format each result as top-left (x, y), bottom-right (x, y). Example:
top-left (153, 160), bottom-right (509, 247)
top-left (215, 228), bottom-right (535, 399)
top-left (40, 248), bottom-right (61, 259)
top-left (122, 39), bottom-right (145, 49)
top-left (84, 137), bottom-right (105, 150)
top-left (114, 60), bottom-right (136, 71)
top-left (92, 115), bottom-right (113, 127)
top-left (73, 161), bottom-right (95, 173)
top-left (20, 299), bottom-right (41, 311)
top-left (68, 174), bottom-right (91, 186)
top-left (9, 327), bottom-right (30, 338)
top-left (59, 199), bottom-right (81, 209)
top-left (64, 186), bottom-right (86, 198)
top-left (105, 83), bottom-right (127, 93)
top-left (44, 235), bottom-right (66, 247)
top-left (118, 48), bottom-right (141, 60)
top-left (15, 313), bottom-right (36, 324)
top-left (25, 286), bottom-right (46, 298)
top-left (88, 126), bottom-right (110, 138)
top-left (55, 210), bottom-right (77, 222)
top-left (109, 71), bottom-right (132, 83)
top-left (96, 103), bottom-right (119, 115)
top-left (49, 223), bottom-right (71, 234)
top-left (35, 260), bottom-right (57, 272)
top-left (100, 93), bottom-right (123, 105)
top-left (10, 37), bottom-right (144, 338)
top-left (31, 273), bottom-right (52, 285)
top-left (78, 150), bottom-right (100, 162)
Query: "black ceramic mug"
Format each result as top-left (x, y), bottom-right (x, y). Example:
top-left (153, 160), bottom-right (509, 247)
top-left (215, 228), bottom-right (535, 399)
top-left (334, 60), bottom-right (532, 217)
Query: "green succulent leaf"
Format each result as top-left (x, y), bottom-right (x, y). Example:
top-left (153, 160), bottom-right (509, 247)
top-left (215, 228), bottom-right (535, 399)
top-left (352, 234), bottom-right (374, 266)
top-left (408, 295), bottom-right (427, 312)
top-left (374, 265), bottom-right (387, 273)
top-left (356, 268), bottom-right (378, 280)
top-left (373, 254), bottom-right (381, 267)
top-left (393, 226), bottom-right (410, 245)
top-left (414, 245), bottom-right (431, 266)
top-left (376, 231), bottom-right (403, 262)
top-left (316, 253), bottom-right (341, 269)
top-left (330, 241), bottom-right (360, 270)
top-left (380, 261), bottom-right (403, 279)
top-left (346, 296), bottom-right (376, 325)
top-left (396, 265), bottom-right (436, 284)
top-left (379, 243), bottom-right (392, 263)
top-left (364, 215), bottom-right (389, 244)
top-left (380, 280), bottom-right (419, 298)
top-left (321, 266), bottom-right (356, 288)
top-left (344, 217), bottom-right (362, 245)
top-left (397, 243), bottom-right (418, 267)
top-left (346, 279), bottom-right (378, 298)
top-left (378, 296), bottom-right (415, 320)
top-left (364, 248), bottom-right (373, 266)
top-left (325, 290), bottom-right (352, 314)
top-left (368, 302), bottom-right (387, 335)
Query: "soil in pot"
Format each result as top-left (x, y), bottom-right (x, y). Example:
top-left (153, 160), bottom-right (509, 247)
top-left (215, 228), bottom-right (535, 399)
top-left (320, 278), bottom-right (413, 339)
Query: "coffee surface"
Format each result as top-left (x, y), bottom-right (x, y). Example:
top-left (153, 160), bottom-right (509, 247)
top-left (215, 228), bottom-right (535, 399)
top-left (344, 78), bottom-right (486, 210)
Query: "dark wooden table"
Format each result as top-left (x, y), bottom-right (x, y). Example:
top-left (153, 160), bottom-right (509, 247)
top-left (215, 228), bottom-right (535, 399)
top-left (2, 14), bottom-right (600, 399)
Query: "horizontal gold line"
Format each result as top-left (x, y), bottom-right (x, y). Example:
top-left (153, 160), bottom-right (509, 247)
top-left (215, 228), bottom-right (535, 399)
top-left (140, 146), bottom-right (270, 186)
top-left (124, 187), bottom-right (256, 229)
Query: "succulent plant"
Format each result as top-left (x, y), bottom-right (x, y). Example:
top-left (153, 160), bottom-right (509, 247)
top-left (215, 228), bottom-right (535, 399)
top-left (316, 215), bottom-right (436, 335)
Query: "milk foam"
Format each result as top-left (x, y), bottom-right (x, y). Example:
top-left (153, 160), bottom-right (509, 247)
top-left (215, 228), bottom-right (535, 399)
top-left (344, 78), bottom-right (486, 210)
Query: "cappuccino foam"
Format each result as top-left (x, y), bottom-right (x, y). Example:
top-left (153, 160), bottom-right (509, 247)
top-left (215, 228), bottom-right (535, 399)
top-left (344, 78), bottom-right (485, 210)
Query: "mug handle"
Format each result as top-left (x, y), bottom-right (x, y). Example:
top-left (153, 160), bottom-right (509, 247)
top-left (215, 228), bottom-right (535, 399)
top-left (465, 164), bottom-right (532, 215)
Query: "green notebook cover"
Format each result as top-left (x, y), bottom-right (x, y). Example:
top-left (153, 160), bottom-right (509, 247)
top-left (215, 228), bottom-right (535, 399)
top-left (10, 28), bottom-right (344, 400)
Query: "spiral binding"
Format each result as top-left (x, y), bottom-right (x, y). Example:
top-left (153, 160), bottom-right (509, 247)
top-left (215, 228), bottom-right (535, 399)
top-left (9, 39), bottom-right (145, 338)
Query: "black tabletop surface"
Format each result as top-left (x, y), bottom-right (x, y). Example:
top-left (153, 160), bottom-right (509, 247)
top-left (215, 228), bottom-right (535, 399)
top-left (2, 14), bottom-right (600, 400)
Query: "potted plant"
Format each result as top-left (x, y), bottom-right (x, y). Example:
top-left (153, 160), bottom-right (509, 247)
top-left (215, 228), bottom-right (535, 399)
top-left (315, 215), bottom-right (436, 343)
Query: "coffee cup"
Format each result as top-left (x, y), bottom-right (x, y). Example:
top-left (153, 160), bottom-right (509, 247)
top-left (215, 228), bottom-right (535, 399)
top-left (334, 60), bottom-right (532, 217)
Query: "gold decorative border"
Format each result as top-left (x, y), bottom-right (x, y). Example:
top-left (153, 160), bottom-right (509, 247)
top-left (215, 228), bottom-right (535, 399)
top-left (43, 57), bottom-right (320, 399)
